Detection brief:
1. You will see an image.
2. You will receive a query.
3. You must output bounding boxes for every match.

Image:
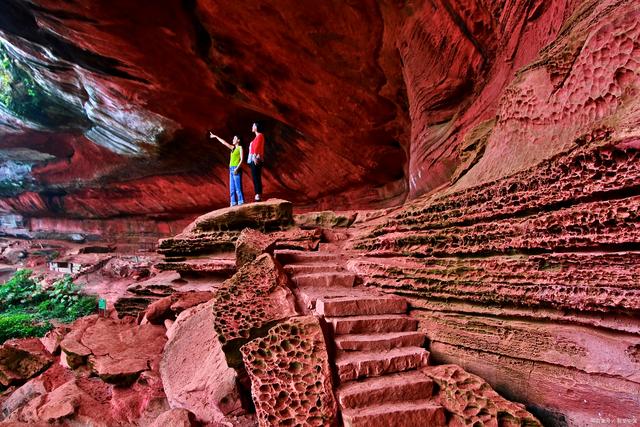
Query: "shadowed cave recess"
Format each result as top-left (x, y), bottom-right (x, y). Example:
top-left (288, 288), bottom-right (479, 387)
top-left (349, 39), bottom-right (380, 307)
top-left (0, 0), bottom-right (639, 426)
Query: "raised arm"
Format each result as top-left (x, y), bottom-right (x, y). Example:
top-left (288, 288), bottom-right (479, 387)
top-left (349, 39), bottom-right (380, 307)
top-left (209, 132), bottom-right (233, 150)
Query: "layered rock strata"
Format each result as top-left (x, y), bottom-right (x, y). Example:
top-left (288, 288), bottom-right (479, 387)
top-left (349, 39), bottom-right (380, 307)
top-left (350, 141), bottom-right (640, 423)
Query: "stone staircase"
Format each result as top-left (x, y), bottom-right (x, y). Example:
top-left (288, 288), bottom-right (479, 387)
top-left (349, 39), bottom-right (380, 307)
top-left (276, 244), bottom-right (447, 427)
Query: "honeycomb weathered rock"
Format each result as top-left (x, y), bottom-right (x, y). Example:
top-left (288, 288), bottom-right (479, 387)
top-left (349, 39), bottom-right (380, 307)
top-left (241, 316), bottom-right (337, 427)
top-left (212, 253), bottom-right (297, 365)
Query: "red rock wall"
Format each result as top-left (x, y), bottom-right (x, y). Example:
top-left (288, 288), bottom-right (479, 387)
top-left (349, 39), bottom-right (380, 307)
top-left (348, 3), bottom-right (640, 418)
top-left (352, 141), bottom-right (640, 423)
top-left (0, 0), bottom-right (617, 221)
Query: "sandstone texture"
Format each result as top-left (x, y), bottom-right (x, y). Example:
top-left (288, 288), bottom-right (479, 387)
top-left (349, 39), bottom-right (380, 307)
top-left (235, 228), bottom-right (277, 269)
top-left (212, 253), bottom-right (297, 364)
top-left (422, 364), bottom-right (541, 426)
top-left (0, 0), bottom-right (638, 425)
top-left (0, 339), bottom-right (52, 388)
top-left (0, 317), bottom-right (169, 425)
top-left (0, 0), bottom-right (605, 225)
top-left (148, 408), bottom-right (198, 427)
top-left (60, 316), bottom-right (166, 385)
top-left (158, 199), bottom-right (293, 256)
top-left (160, 300), bottom-right (245, 425)
top-left (241, 316), bottom-right (337, 427)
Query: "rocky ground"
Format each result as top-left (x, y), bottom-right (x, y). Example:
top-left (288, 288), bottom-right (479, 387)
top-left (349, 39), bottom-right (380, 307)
top-left (0, 200), bottom-right (548, 426)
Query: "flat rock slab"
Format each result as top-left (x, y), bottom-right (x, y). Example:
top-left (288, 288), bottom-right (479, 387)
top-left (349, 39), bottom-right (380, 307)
top-left (0, 338), bottom-right (53, 387)
top-left (80, 319), bottom-right (166, 384)
top-left (316, 295), bottom-right (407, 316)
top-left (155, 258), bottom-right (236, 276)
top-left (326, 314), bottom-right (418, 334)
top-left (335, 331), bottom-right (425, 352)
top-left (342, 399), bottom-right (446, 427)
top-left (274, 250), bottom-right (342, 264)
top-left (184, 199), bottom-right (293, 233)
top-left (299, 285), bottom-right (380, 310)
top-left (59, 317), bottom-right (166, 386)
top-left (336, 347), bottom-right (430, 382)
top-left (338, 371), bottom-right (434, 409)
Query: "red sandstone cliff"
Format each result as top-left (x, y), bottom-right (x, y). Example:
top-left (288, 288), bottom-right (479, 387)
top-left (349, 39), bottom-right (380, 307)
top-left (0, 1), bottom-right (639, 425)
top-left (2, 0), bottom-right (627, 225)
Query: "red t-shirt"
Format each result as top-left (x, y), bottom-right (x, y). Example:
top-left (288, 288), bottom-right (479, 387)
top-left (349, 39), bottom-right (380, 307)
top-left (249, 133), bottom-right (265, 157)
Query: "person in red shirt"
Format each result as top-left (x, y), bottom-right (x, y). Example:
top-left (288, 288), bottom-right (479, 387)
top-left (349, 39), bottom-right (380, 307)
top-left (248, 122), bottom-right (265, 201)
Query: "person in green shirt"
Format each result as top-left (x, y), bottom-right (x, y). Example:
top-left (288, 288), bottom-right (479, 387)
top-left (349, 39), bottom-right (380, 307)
top-left (209, 132), bottom-right (245, 206)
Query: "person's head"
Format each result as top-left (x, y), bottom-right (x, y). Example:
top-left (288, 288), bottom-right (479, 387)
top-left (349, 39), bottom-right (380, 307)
top-left (252, 122), bottom-right (261, 133)
top-left (232, 136), bottom-right (240, 146)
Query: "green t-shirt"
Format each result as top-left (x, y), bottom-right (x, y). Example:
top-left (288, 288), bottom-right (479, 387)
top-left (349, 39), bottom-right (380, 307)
top-left (229, 146), bottom-right (242, 167)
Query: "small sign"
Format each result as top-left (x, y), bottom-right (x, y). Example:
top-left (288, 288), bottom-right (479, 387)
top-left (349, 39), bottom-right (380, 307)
top-left (98, 299), bottom-right (107, 310)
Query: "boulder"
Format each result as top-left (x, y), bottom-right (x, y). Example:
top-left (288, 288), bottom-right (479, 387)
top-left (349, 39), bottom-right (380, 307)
top-left (79, 318), bottom-right (166, 386)
top-left (421, 365), bottom-right (541, 426)
top-left (60, 316), bottom-right (166, 386)
top-left (8, 377), bottom-right (116, 426)
top-left (212, 253), bottom-right (297, 366)
top-left (295, 210), bottom-right (357, 229)
top-left (143, 291), bottom-right (213, 325)
top-left (149, 408), bottom-right (198, 427)
top-left (59, 316), bottom-right (97, 370)
top-left (0, 339), bottom-right (53, 388)
top-left (161, 300), bottom-right (244, 424)
top-left (39, 326), bottom-right (70, 355)
top-left (158, 200), bottom-right (293, 256)
top-left (241, 316), bottom-right (337, 427)
top-left (235, 228), bottom-right (276, 268)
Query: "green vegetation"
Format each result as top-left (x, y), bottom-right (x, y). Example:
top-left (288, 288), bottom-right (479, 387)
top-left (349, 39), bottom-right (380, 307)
top-left (0, 270), bottom-right (97, 343)
top-left (0, 43), bottom-right (85, 128)
top-left (0, 44), bottom-right (43, 120)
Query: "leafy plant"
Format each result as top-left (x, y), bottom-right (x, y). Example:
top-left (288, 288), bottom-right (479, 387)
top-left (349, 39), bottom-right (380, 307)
top-left (0, 270), bottom-right (97, 343)
top-left (0, 269), bottom-right (45, 311)
top-left (0, 312), bottom-right (50, 343)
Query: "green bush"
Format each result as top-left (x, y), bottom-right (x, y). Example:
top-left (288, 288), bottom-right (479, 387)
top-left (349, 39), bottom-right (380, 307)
top-left (0, 269), bottom-right (45, 311)
top-left (0, 270), bottom-right (97, 343)
top-left (36, 275), bottom-right (97, 323)
top-left (0, 312), bottom-right (50, 343)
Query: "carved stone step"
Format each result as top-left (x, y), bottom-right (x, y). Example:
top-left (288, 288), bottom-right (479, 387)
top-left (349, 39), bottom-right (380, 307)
top-left (316, 295), bottom-right (406, 316)
top-left (337, 371), bottom-right (434, 409)
top-left (335, 331), bottom-right (425, 352)
top-left (335, 347), bottom-right (430, 382)
top-left (293, 272), bottom-right (357, 288)
top-left (341, 399), bottom-right (446, 427)
top-left (326, 314), bottom-right (418, 334)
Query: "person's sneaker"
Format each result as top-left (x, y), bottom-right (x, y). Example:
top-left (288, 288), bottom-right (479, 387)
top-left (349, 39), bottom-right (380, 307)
top-left (254, 194), bottom-right (261, 201)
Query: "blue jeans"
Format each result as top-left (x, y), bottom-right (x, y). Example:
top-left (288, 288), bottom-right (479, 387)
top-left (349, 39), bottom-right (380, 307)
top-left (229, 166), bottom-right (244, 206)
